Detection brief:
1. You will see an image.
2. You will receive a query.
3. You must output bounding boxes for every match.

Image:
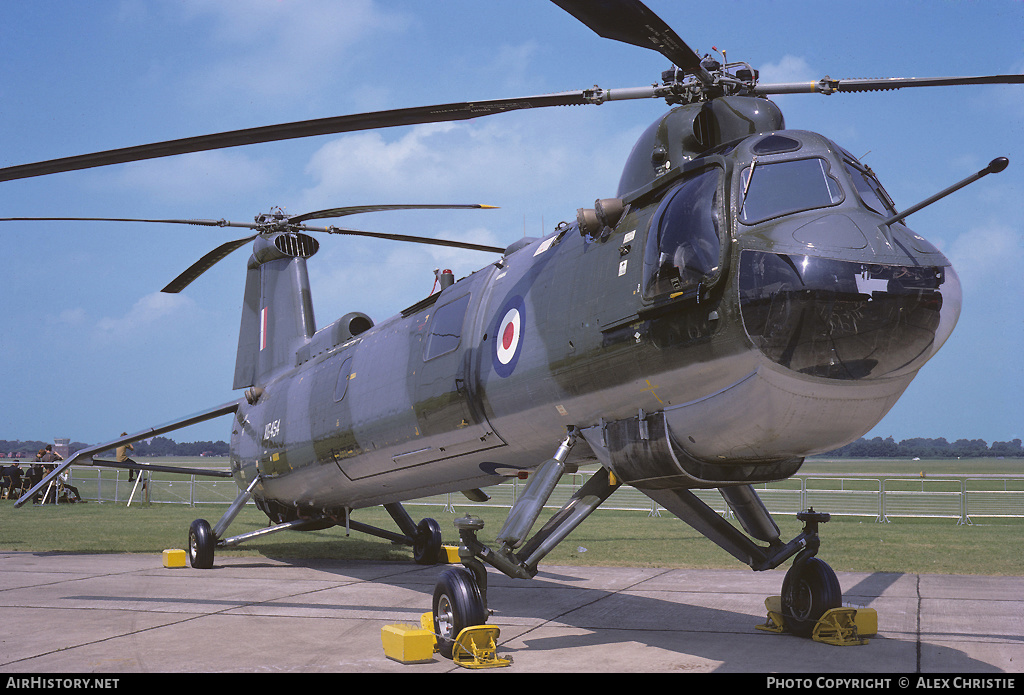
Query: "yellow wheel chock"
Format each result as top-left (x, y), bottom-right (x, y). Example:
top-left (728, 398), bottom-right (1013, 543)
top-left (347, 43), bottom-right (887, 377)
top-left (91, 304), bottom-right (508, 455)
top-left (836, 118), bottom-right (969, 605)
top-left (812, 607), bottom-right (869, 646)
top-left (382, 613), bottom-right (511, 668)
top-left (756, 596), bottom-right (787, 634)
top-left (451, 625), bottom-right (512, 669)
top-left (756, 596), bottom-right (876, 646)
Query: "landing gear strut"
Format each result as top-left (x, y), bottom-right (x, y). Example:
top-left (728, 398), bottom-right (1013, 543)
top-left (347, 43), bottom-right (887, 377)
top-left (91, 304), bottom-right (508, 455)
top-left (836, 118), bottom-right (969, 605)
top-left (434, 425), bottom-right (844, 642)
top-left (185, 474), bottom-right (445, 569)
top-left (780, 509), bottom-right (841, 636)
top-left (430, 430), bottom-right (623, 638)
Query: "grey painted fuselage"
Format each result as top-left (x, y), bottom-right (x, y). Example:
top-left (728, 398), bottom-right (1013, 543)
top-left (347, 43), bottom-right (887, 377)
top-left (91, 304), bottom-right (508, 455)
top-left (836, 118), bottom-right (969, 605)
top-left (227, 105), bottom-right (961, 523)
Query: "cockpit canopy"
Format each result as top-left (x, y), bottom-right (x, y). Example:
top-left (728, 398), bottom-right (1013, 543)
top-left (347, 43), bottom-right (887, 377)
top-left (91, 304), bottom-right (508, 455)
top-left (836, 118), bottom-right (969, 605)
top-left (737, 132), bottom-right (896, 225)
top-left (636, 126), bottom-right (960, 380)
top-left (642, 166), bottom-right (723, 299)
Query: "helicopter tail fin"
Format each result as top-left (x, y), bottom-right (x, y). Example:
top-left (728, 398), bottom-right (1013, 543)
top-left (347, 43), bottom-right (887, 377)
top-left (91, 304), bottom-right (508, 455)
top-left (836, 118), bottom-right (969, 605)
top-left (233, 232), bottom-right (318, 389)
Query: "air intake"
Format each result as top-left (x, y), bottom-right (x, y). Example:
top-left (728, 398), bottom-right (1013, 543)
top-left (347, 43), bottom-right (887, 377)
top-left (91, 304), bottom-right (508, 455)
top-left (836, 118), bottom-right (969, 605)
top-left (275, 232), bottom-right (319, 258)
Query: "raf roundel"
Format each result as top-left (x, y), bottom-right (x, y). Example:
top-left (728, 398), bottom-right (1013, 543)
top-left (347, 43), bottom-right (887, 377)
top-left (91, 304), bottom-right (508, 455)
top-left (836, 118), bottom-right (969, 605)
top-left (492, 296), bottom-right (525, 378)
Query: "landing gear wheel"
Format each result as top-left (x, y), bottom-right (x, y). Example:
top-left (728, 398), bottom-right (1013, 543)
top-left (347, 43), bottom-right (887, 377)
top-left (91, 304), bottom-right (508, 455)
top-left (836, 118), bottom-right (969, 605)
top-left (188, 518), bottom-right (215, 569)
top-left (413, 517), bottom-right (442, 565)
top-left (432, 566), bottom-right (486, 659)
top-left (781, 556), bottom-right (841, 637)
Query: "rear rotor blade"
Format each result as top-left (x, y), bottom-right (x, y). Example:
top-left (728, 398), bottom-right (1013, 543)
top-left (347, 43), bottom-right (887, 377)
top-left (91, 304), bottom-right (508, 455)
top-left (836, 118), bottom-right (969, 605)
top-left (289, 203), bottom-right (498, 225)
top-left (162, 235), bottom-right (257, 294)
top-left (0, 213), bottom-right (506, 292)
top-left (297, 223), bottom-right (505, 254)
top-left (551, 0), bottom-right (711, 83)
top-left (0, 92), bottom-right (593, 183)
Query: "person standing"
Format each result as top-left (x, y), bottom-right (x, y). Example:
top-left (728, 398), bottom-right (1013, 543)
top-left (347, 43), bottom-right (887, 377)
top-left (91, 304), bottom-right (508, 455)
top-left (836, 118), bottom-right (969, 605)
top-left (116, 435), bottom-right (137, 481)
top-left (39, 445), bottom-right (63, 504)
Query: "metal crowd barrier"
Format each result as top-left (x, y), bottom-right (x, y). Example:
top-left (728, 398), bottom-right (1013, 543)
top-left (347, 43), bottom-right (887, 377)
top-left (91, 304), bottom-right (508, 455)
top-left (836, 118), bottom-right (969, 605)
top-left (56, 466), bottom-right (1024, 524)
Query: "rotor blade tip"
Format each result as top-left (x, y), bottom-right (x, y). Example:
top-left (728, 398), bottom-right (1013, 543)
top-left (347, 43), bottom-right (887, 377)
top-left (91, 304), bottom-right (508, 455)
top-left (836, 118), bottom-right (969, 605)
top-left (988, 157), bottom-right (1009, 174)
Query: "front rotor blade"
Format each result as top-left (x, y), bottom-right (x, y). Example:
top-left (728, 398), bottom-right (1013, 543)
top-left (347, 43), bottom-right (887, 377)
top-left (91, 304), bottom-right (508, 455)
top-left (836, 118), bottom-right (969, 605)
top-left (0, 216), bottom-right (249, 228)
top-left (551, 0), bottom-right (711, 83)
top-left (0, 92), bottom-right (592, 183)
top-left (754, 73), bottom-right (1024, 95)
top-left (289, 203), bottom-right (498, 225)
top-left (162, 235), bottom-right (258, 294)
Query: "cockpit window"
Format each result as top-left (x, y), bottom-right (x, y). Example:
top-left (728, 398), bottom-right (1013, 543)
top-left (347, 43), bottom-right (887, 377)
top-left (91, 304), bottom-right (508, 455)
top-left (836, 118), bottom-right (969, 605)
top-left (751, 134), bottom-right (801, 155)
top-left (843, 159), bottom-right (896, 216)
top-left (739, 157), bottom-right (844, 224)
top-left (643, 167), bottom-right (723, 299)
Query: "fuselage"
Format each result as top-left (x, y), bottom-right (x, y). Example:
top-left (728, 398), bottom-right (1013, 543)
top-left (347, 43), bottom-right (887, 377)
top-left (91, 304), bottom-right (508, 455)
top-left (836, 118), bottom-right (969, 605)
top-left (229, 118), bottom-right (961, 522)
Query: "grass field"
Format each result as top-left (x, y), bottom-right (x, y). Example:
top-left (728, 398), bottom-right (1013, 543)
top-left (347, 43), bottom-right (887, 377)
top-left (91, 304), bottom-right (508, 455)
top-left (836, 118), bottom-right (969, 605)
top-left (3, 455), bottom-right (1020, 576)
top-left (803, 456), bottom-right (1024, 478)
top-left (2, 495), bottom-right (1021, 576)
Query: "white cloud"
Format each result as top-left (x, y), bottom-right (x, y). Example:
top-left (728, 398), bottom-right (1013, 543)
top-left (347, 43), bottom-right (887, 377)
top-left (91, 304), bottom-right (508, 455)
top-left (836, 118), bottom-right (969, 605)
top-left (308, 223), bottom-right (505, 325)
top-left (757, 55), bottom-right (815, 84)
top-left (93, 291), bottom-right (195, 344)
top-left (297, 113), bottom-right (632, 210)
top-left (476, 41), bottom-right (543, 92)
top-left (946, 221), bottom-right (1024, 292)
top-left (48, 307), bottom-right (87, 327)
top-left (99, 150), bottom-right (276, 204)
top-left (177, 0), bottom-right (407, 104)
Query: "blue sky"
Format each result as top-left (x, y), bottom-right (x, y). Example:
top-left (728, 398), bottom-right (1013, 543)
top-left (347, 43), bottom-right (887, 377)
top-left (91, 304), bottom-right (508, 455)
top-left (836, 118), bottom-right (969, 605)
top-left (1, 0), bottom-right (1021, 447)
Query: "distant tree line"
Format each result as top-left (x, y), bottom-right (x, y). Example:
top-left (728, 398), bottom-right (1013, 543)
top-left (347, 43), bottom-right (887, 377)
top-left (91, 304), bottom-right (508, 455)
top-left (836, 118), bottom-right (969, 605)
top-left (2, 437), bottom-right (229, 459)
top-left (99, 437), bottom-right (230, 458)
top-left (5, 436), bottom-right (1021, 460)
top-left (821, 437), bottom-right (1024, 458)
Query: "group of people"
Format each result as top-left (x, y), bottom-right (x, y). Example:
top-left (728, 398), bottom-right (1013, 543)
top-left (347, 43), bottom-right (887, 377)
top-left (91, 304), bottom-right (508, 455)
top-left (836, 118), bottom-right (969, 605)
top-left (0, 444), bottom-right (83, 503)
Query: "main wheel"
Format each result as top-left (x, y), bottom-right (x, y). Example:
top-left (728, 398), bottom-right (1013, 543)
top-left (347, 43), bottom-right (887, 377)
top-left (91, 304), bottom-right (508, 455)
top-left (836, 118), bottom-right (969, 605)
top-left (188, 518), bottom-right (215, 569)
top-left (413, 517), bottom-right (442, 565)
top-left (781, 556), bottom-right (842, 637)
top-left (432, 567), bottom-right (486, 659)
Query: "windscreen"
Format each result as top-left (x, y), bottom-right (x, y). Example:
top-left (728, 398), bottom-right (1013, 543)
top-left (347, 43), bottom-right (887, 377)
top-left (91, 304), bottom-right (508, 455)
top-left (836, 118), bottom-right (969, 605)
top-left (739, 158), bottom-right (843, 224)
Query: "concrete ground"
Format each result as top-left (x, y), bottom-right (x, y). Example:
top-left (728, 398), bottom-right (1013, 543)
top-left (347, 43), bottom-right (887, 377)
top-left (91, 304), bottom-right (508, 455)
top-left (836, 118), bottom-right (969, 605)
top-left (1, 550), bottom-right (1021, 674)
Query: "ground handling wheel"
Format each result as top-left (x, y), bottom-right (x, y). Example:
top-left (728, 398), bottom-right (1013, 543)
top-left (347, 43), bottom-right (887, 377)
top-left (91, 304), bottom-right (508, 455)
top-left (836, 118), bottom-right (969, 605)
top-left (188, 518), bottom-right (215, 569)
top-left (781, 556), bottom-right (842, 637)
top-left (413, 517), bottom-right (443, 565)
top-left (432, 566), bottom-right (487, 659)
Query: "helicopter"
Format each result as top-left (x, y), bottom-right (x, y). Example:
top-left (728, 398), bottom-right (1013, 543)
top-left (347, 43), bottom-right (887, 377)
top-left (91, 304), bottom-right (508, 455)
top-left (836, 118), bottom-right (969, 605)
top-left (6, 0), bottom-right (1022, 658)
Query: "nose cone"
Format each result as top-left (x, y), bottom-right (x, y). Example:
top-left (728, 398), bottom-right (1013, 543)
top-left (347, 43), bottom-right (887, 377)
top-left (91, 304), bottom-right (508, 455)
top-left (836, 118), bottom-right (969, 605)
top-left (663, 251), bottom-right (961, 463)
top-left (738, 249), bottom-right (961, 381)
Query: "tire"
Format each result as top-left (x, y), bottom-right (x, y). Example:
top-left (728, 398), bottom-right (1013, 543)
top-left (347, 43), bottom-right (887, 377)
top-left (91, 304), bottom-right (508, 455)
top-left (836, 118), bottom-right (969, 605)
top-left (432, 567), bottom-right (486, 659)
top-left (413, 518), bottom-right (442, 565)
top-left (781, 556), bottom-right (842, 637)
top-left (188, 518), bottom-right (215, 569)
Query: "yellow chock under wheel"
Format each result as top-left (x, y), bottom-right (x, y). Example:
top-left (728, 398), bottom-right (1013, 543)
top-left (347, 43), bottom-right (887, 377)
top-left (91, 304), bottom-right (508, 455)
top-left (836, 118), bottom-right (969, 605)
top-left (451, 625), bottom-right (512, 669)
top-left (381, 612), bottom-right (511, 668)
top-left (756, 596), bottom-right (877, 646)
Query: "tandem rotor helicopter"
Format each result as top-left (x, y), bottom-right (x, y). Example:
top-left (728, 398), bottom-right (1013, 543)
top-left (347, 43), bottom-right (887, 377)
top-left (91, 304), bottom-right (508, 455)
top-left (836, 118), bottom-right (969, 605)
top-left (7, 0), bottom-right (1022, 656)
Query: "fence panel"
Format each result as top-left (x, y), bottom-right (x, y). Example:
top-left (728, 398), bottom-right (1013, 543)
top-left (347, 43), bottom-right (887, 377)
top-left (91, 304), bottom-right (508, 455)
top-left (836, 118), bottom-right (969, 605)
top-left (57, 466), bottom-right (1024, 523)
top-left (965, 478), bottom-right (1024, 519)
top-left (881, 478), bottom-right (965, 522)
top-left (805, 478), bottom-right (883, 521)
